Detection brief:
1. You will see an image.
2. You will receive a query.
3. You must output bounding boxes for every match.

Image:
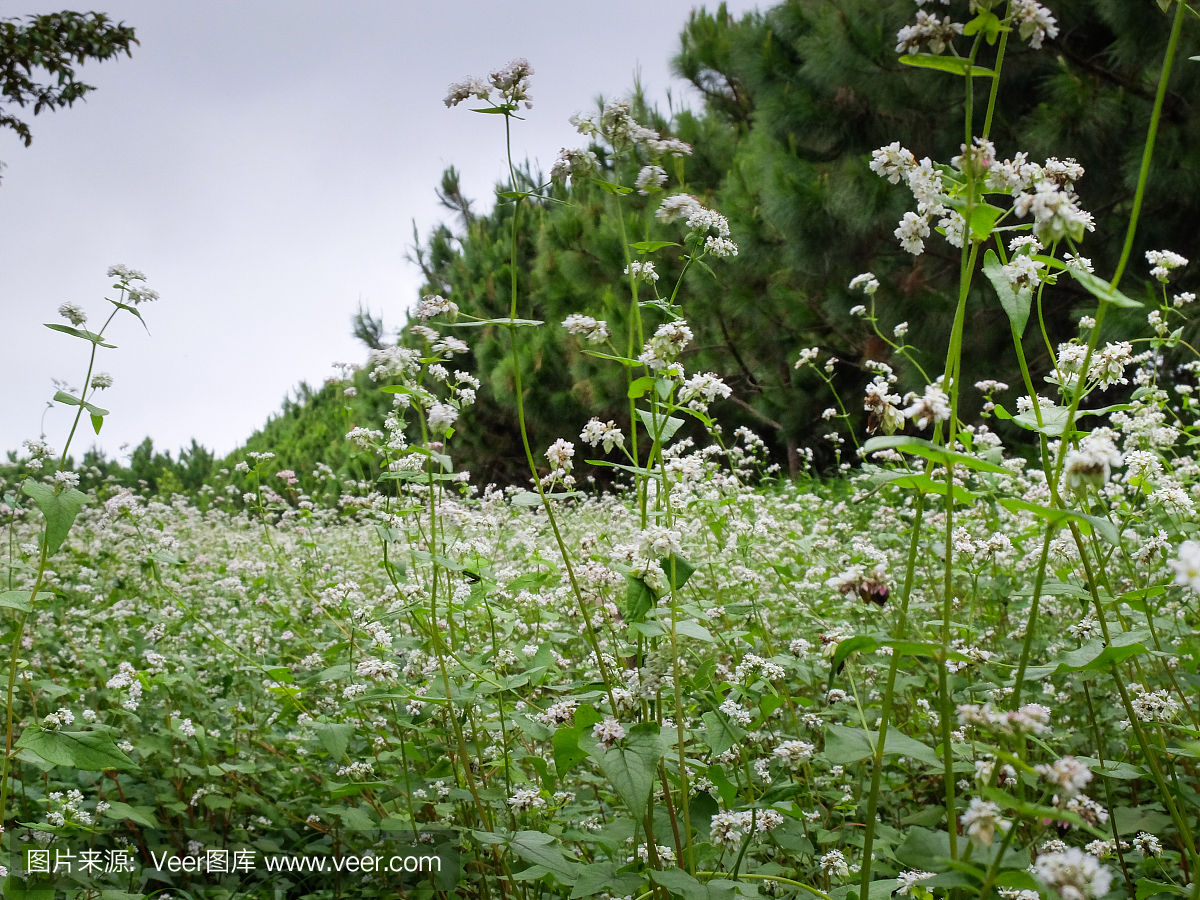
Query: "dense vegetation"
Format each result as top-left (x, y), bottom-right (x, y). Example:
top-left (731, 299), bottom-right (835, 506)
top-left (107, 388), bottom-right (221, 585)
top-left (4, 2), bottom-right (1200, 900)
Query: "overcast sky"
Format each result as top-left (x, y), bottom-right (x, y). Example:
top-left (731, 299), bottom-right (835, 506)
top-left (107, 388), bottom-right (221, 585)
top-left (0, 0), bottom-right (758, 462)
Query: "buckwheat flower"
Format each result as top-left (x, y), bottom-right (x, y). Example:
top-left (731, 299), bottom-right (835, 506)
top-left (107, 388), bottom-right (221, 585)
top-left (1003, 254), bottom-right (1046, 289)
top-left (638, 525), bottom-right (682, 559)
top-left (1133, 832), bottom-right (1162, 856)
top-left (346, 426), bottom-right (382, 449)
top-left (1174, 291), bottom-right (1195, 307)
top-left (639, 321), bottom-right (693, 371)
top-left (849, 304), bottom-right (867, 317)
top-left (635, 164), bottom-right (667, 195)
top-left (1064, 434), bottom-right (1122, 490)
top-left (580, 418), bottom-right (624, 452)
top-left (107, 263), bottom-right (147, 282)
top-left (656, 193), bottom-right (704, 223)
top-left (1012, 0), bottom-right (1059, 48)
top-left (126, 283), bottom-right (159, 304)
top-left (871, 142), bottom-right (917, 183)
top-left (488, 57), bottom-right (534, 107)
top-left (865, 376), bottom-right (904, 434)
top-left (57, 302), bottom-right (87, 325)
top-left (87, 372), bottom-right (114, 391)
top-left (704, 235), bottom-right (738, 257)
top-left (903, 383), bottom-right (950, 430)
top-left (1078, 315), bottom-right (1096, 329)
top-left (444, 75), bottom-right (491, 107)
top-left (907, 157), bottom-right (945, 213)
top-left (773, 740), bottom-right (815, 765)
top-left (356, 658), bottom-right (399, 680)
top-left (544, 438), bottom-right (575, 472)
top-left (507, 788), bottom-right (546, 811)
top-left (550, 147), bottom-right (598, 183)
top-left (53, 470), bottom-right (80, 489)
top-left (821, 849), bottom-right (850, 879)
top-left (1036, 757), bottom-right (1092, 799)
top-left (895, 211), bottom-right (931, 255)
top-left (680, 372), bottom-right (732, 409)
top-left (1089, 341), bottom-right (1133, 389)
top-left (625, 260), bottom-right (659, 283)
top-left (896, 872), bottom-right (936, 896)
top-left (1013, 181), bottom-right (1091, 242)
top-left (1065, 253), bottom-right (1094, 273)
top-left (562, 313), bottom-right (611, 344)
top-left (427, 403), bottom-right (458, 434)
top-left (178, 718), bottom-right (197, 738)
top-left (1129, 683), bottom-right (1182, 722)
top-left (1169, 540), bottom-right (1200, 591)
top-left (1033, 848), bottom-right (1112, 900)
top-left (849, 273), bottom-right (880, 295)
top-left (961, 798), bottom-right (1010, 846)
top-left (938, 210), bottom-right (966, 247)
top-left (415, 294), bottom-right (458, 320)
top-left (432, 335), bottom-right (469, 357)
top-left (826, 688), bottom-right (849, 704)
top-left (592, 718), bottom-right (626, 749)
top-left (1146, 249), bottom-right (1188, 282)
top-left (711, 811), bottom-right (750, 848)
top-left (896, 10), bottom-right (963, 54)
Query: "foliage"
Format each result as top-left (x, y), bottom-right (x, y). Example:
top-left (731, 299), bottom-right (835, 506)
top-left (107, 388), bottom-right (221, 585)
top-left (0, 10), bottom-right (137, 147)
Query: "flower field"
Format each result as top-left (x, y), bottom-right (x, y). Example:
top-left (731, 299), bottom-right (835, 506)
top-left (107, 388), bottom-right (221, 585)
top-left (4, 2), bottom-right (1200, 899)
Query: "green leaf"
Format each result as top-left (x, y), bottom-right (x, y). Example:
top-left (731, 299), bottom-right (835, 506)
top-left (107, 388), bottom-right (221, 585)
top-left (637, 408), bottom-right (685, 444)
top-left (701, 711), bottom-right (745, 756)
top-left (509, 831), bottom-right (580, 884)
top-left (110, 298), bottom-right (150, 333)
top-left (21, 478), bottom-right (88, 557)
top-left (866, 470), bottom-right (977, 504)
top-left (0, 591), bottom-right (53, 612)
top-left (997, 497), bottom-right (1120, 545)
top-left (594, 179), bottom-right (633, 195)
top-left (102, 800), bottom-right (158, 827)
top-left (625, 575), bottom-right (657, 622)
top-left (584, 722), bottom-right (666, 821)
top-left (1069, 267), bottom-right (1142, 308)
top-left (862, 435), bottom-right (1009, 474)
top-left (511, 490), bottom-right (545, 507)
top-left (44, 322), bottom-right (116, 347)
top-left (992, 402), bottom-right (1128, 437)
top-left (675, 620), bottom-right (715, 642)
top-left (571, 862), bottom-right (646, 900)
top-left (824, 723), bottom-right (941, 768)
top-left (312, 721), bottom-right (354, 758)
top-left (1022, 630), bottom-right (1151, 680)
top-left (15, 726), bottom-right (138, 771)
top-left (659, 554), bottom-right (696, 592)
top-left (90, 414), bottom-right (104, 434)
top-left (553, 726), bottom-right (588, 778)
top-left (628, 375), bottom-right (657, 399)
top-left (983, 249), bottom-right (1032, 336)
top-left (1137, 881), bottom-right (1188, 900)
top-left (630, 240), bottom-right (680, 254)
top-left (898, 54), bottom-right (996, 77)
top-left (652, 867), bottom-right (738, 900)
top-left (583, 349), bottom-right (643, 367)
top-left (449, 317), bottom-right (543, 327)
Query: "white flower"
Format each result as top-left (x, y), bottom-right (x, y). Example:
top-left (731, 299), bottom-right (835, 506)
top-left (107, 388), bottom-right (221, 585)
top-left (1146, 249), bottom-right (1188, 282)
top-left (507, 788), bottom-right (546, 811)
top-left (427, 403), bottom-right (458, 434)
top-left (903, 383), bottom-right (950, 430)
top-left (773, 740), bottom-right (815, 765)
top-left (544, 439), bottom-right (575, 472)
top-left (562, 314), bottom-right (611, 344)
top-left (704, 235), bottom-right (738, 257)
top-left (849, 273), bottom-right (880, 295)
top-left (90, 372), bottom-right (114, 390)
top-left (415, 294), bottom-right (458, 320)
top-left (895, 211), bottom-right (931, 255)
top-left (638, 321), bottom-right (693, 371)
top-left (820, 849), bottom-right (850, 878)
top-left (592, 718), bottom-right (626, 749)
top-left (961, 798), bottom-right (1010, 846)
top-left (1035, 757), bottom-right (1092, 799)
top-left (1012, 0), bottom-right (1060, 49)
top-left (1133, 832), bottom-right (1162, 857)
top-left (635, 164), bottom-right (667, 194)
top-left (896, 11), bottom-right (964, 55)
top-left (1169, 540), bottom-right (1200, 592)
top-left (444, 75), bottom-right (491, 107)
top-left (1013, 181), bottom-right (1091, 242)
top-left (580, 419), bottom-right (625, 452)
top-left (680, 372), bottom-right (731, 409)
top-left (638, 525), bottom-right (682, 559)
top-left (1064, 434), bottom-right (1123, 490)
top-left (870, 142), bottom-right (917, 183)
top-left (896, 871), bottom-right (936, 896)
top-left (625, 260), bottom-right (659, 282)
top-left (58, 302), bottom-right (87, 326)
top-left (551, 148), bottom-right (599, 183)
top-left (1033, 848), bottom-right (1112, 900)
top-left (1003, 254), bottom-right (1046, 289)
